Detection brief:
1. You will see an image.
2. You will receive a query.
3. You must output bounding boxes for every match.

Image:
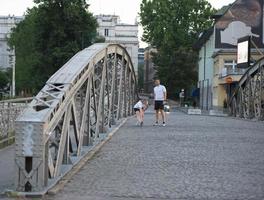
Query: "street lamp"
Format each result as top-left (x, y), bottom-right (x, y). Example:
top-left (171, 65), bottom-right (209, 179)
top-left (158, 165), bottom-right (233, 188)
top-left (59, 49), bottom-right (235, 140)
top-left (8, 47), bottom-right (15, 97)
top-left (12, 48), bottom-right (15, 97)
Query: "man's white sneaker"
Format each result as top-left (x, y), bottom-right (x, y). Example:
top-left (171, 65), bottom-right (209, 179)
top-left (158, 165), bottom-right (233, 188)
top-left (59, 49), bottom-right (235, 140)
top-left (162, 122), bottom-right (166, 127)
top-left (153, 122), bottom-right (159, 126)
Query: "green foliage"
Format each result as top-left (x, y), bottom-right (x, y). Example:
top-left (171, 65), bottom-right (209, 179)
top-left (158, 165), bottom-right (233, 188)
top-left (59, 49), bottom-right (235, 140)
top-left (94, 35), bottom-right (106, 43)
top-left (152, 47), bottom-right (198, 97)
top-left (140, 0), bottom-right (215, 98)
top-left (0, 69), bottom-right (10, 90)
top-left (8, 0), bottom-right (98, 94)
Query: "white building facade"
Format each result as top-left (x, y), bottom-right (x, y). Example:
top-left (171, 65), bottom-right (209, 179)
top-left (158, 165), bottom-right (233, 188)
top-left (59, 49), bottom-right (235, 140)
top-left (0, 15), bottom-right (23, 70)
top-left (95, 15), bottom-right (139, 75)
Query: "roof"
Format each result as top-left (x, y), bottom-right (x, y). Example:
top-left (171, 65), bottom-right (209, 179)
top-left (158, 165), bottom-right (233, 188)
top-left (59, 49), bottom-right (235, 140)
top-left (193, 1), bottom-right (235, 50)
top-left (193, 27), bottom-right (214, 50)
top-left (211, 4), bottom-right (232, 20)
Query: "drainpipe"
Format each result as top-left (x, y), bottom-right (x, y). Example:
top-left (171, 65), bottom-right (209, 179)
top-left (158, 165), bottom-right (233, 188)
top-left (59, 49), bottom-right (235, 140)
top-left (206, 79), bottom-right (209, 110)
top-left (203, 44), bottom-right (206, 110)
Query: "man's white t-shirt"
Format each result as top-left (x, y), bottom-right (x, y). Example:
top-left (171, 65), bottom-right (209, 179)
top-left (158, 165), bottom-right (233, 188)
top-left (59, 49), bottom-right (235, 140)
top-left (134, 101), bottom-right (143, 109)
top-left (154, 85), bottom-right (166, 101)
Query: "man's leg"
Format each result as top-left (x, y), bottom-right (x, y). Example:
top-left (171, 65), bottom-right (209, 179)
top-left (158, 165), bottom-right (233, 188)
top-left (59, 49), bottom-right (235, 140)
top-left (161, 110), bottom-right (166, 123)
top-left (154, 101), bottom-right (159, 125)
top-left (155, 110), bottom-right (159, 123)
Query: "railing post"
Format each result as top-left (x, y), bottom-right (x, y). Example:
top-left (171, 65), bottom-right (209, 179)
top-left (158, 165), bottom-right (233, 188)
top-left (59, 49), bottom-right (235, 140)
top-left (117, 50), bottom-right (124, 120)
top-left (15, 121), bottom-right (47, 192)
top-left (95, 48), bottom-right (107, 137)
top-left (128, 70), bottom-right (132, 116)
top-left (260, 64), bottom-right (264, 120)
top-left (123, 63), bottom-right (128, 117)
top-left (108, 47), bottom-right (117, 126)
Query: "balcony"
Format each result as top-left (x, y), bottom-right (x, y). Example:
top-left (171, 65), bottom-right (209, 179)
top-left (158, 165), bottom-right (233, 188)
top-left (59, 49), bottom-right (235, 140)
top-left (219, 67), bottom-right (247, 78)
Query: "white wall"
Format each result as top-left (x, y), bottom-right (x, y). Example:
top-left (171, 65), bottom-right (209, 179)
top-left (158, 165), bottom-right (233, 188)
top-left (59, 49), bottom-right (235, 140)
top-left (0, 16), bottom-right (23, 69)
top-left (95, 15), bottom-right (139, 75)
top-left (198, 29), bottom-right (215, 85)
top-left (198, 28), bottom-right (215, 109)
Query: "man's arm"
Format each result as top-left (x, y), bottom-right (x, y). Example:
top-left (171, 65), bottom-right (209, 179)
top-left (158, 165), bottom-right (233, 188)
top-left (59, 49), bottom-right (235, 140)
top-left (163, 87), bottom-right (167, 101)
top-left (164, 91), bottom-right (167, 101)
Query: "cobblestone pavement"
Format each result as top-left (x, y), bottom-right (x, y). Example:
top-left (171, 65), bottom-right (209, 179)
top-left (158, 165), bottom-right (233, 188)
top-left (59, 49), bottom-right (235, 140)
top-left (0, 145), bottom-right (14, 193)
top-left (44, 111), bottom-right (264, 200)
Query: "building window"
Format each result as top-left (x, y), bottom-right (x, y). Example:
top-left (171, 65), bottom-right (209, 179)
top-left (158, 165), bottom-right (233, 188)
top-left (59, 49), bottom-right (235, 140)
top-left (221, 60), bottom-right (237, 77)
top-left (220, 60), bottom-right (246, 77)
top-left (224, 60), bottom-right (236, 70)
top-left (104, 29), bottom-right (109, 36)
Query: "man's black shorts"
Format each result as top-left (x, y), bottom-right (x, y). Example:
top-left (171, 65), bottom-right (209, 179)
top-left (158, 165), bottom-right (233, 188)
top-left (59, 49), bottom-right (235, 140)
top-left (154, 101), bottom-right (164, 110)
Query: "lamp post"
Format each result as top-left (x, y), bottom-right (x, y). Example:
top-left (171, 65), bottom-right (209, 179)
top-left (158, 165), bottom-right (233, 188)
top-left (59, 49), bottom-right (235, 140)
top-left (12, 48), bottom-right (15, 97)
top-left (9, 47), bottom-right (16, 97)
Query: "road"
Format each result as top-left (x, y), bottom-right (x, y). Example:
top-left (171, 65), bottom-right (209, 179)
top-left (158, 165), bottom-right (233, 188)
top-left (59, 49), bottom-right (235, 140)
top-left (0, 145), bottom-right (14, 193)
top-left (44, 110), bottom-right (264, 200)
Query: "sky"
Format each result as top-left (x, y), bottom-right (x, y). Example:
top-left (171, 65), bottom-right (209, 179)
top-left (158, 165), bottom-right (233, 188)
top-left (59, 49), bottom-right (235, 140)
top-left (0, 0), bottom-right (236, 47)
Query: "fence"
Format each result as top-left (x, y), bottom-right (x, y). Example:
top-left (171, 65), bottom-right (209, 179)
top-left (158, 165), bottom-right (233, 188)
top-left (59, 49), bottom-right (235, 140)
top-left (0, 97), bottom-right (32, 148)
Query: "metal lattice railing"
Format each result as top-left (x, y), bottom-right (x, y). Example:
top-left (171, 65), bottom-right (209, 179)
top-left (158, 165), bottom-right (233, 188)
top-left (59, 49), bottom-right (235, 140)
top-left (0, 98), bottom-right (32, 138)
top-left (229, 58), bottom-right (264, 120)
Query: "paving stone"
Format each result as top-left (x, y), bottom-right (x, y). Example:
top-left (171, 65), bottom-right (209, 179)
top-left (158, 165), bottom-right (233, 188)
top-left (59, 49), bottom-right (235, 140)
top-left (43, 111), bottom-right (264, 200)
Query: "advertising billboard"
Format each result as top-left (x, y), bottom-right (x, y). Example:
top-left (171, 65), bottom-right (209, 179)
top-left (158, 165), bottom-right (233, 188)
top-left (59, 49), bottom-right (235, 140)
top-left (237, 36), bottom-right (250, 68)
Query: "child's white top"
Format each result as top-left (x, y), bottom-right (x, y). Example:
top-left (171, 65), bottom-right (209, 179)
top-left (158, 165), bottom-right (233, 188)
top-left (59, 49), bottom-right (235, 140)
top-left (134, 101), bottom-right (143, 109)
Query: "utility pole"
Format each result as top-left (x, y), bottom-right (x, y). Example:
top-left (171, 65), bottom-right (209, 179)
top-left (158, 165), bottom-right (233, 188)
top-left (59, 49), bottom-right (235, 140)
top-left (11, 48), bottom-right (15, 97)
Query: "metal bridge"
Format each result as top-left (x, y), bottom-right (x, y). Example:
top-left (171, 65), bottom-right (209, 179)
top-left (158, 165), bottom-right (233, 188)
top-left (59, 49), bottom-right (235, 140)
top-left (12, 43), bottom-right (137, 193)
top-left (229, 57), bottom-right (264, 120)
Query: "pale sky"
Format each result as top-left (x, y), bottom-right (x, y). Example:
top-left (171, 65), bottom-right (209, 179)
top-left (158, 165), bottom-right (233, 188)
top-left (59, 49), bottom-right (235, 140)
top-left (0, 0), bottom-right (235, 47)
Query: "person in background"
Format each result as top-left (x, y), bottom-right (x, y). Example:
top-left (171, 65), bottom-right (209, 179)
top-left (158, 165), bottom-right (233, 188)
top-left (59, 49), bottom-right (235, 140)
top-left (153, 79), bottom-right (167, 126)
top-left (179, 89), bottom-right (185, 107)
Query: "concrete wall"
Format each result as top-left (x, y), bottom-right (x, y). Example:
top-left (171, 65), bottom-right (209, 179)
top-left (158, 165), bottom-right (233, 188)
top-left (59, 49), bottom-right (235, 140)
top-left (198, 29), bottom-right (215, 109)
top-left (198, 29), bottom-right (215, 84)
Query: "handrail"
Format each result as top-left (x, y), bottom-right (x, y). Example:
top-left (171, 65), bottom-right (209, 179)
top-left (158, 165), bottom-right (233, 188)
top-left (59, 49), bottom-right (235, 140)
top-left (0, 97), bottom-right (33, 103)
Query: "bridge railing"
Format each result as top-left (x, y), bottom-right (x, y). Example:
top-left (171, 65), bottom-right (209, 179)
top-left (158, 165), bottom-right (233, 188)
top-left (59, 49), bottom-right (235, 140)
top-left (229, 57), bottom-right (264, 120)
top-left (0, 97), bottom-right (32, 148)
top-left (14, 43), bottom-right (137, 193)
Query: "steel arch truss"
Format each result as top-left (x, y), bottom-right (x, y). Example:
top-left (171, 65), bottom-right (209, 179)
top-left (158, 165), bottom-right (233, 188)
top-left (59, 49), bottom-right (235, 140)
top-left (229, 59), bottom-right (264, 120)
top-left (15, 44), bottom-right (137, 192)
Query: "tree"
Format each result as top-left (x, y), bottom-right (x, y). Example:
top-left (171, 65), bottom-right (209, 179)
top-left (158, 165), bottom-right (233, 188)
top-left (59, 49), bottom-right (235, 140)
top-left (0, 70), bottom-right (9, 90)
top-left (138, 63), bottom-right (144, 90)
top-left (140, 0), bottom-right (215, 98)
top-left (9, 0), bottom-right (98, 94)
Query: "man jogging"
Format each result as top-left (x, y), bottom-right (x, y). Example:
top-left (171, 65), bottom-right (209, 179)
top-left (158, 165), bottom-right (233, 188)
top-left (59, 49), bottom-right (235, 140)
top-left (153, 79), bottom-right (167, 126)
